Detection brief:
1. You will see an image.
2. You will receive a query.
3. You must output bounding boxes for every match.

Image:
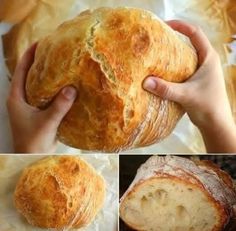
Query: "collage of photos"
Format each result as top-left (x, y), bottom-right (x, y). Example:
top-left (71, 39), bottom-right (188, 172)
top-left (0, 0), bottom-right (236, 231)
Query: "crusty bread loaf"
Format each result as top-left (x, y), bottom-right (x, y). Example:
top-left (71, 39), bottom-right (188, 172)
top-left (14, 156), bottom-right (106, 229)
top-left (120, 156), bottom-right (236, 231)
top-left (25, 7), bottom-right (197, 152)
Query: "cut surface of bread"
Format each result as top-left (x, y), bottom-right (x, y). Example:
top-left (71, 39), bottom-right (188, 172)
top-left (121, 177), bottom-right (224, 231)
top-left (120, 156), bottom-right (236, 231)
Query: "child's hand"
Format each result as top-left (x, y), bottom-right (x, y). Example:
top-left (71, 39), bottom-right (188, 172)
top-left (7, 44), bottom-right (77, 153)
top-left (143, 20), bottom-right (236, 153)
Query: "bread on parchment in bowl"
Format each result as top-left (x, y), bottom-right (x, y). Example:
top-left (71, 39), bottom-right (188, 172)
top-left (25, 7), bottom-right (198, 152)
top-left (120, 156), bottom-right (236, 231)
top-left (14, 156), bottom-right (106, 229)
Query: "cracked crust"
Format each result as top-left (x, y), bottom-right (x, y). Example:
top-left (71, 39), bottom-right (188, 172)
top-left (14, 156), bottom-right (106, 229)
top-left (26, 7), bottom-right (198, 152)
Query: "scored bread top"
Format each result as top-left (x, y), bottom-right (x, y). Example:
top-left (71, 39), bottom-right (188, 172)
top-left (14, 156), bottom-right (106, 229)
top-left (26, 7), bottom-right (198, 152)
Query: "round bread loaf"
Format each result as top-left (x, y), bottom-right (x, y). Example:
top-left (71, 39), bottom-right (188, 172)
top-left (120, 156), bottom-right (236, 231)
top-left (14, 156), bottom-right (106, 229)
top-left (26, 7), bottom-right (198, 152)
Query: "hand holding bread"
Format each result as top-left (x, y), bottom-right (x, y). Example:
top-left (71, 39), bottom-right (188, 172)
top-left (7, 44), bottom-right (77, 153)
top-left (6, 7), bottom-right (236, 153)
top-left (24, 7), bottom-right (197, 152)
top-left (143, 20), bottom-right (236, 153)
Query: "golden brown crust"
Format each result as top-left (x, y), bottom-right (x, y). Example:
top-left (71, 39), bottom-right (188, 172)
top-left (26, 7), bottom-right (198, 152)
top-left (14, 156), bottom-right (106, 229)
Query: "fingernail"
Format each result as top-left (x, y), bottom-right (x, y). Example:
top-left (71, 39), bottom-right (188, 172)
top-left (143, 78), bottom-right (157, 90)
top-left (62, 86), bottom-right (77, 100)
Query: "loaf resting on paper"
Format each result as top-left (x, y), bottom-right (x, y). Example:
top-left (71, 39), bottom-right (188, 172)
top-left (120, 156), bottom-right (236, 231)
top-left (14, 156), bottom-right (106, 229)
top-left (25, 7), bottom-right (198, 152)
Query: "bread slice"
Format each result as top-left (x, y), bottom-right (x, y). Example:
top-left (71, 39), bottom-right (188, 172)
top-left (120, 156), bottom-right (236, 231)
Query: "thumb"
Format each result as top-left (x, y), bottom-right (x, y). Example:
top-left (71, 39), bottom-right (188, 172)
top-left (43, 86), bottom-right (77, 130)
top-left (142, 76), bottom-right (186, 104)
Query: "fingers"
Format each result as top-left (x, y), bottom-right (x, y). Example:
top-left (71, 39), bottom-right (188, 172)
top-left (43, 86), bottom-right (77, 130)
top-left (10, 43), bottom-right (37, 101)
top-left (143, 77), bottom-right (187, 104)
top-left (166, 20), bottom-right (212, 63)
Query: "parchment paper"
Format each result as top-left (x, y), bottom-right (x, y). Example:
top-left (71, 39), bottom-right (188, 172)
top-left (0, 154), bottom-right (118, 231)
top-left (0, 0), bottom-right (235, 153)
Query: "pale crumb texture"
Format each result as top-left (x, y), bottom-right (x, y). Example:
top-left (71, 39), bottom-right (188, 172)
top-left (120, 156), bottom-right (236, 231)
